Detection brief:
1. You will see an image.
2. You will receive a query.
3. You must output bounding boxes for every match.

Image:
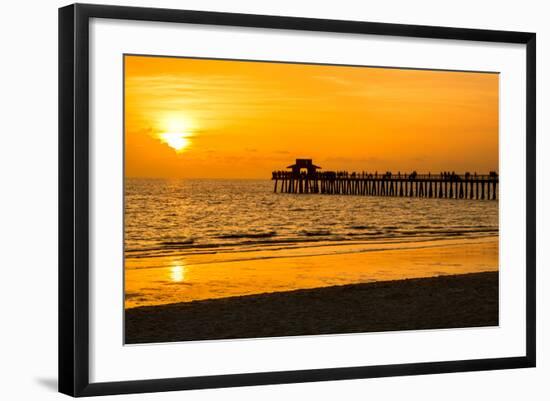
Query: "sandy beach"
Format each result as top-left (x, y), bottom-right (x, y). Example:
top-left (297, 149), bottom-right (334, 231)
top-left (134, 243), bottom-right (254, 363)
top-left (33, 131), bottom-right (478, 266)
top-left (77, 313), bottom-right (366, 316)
top-left (126, 271), bottom-right (498, 344)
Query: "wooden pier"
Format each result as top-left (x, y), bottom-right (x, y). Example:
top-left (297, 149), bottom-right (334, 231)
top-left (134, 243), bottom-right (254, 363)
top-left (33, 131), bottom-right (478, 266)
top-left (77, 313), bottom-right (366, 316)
top-left (272, 159), bottom-right (499, 200)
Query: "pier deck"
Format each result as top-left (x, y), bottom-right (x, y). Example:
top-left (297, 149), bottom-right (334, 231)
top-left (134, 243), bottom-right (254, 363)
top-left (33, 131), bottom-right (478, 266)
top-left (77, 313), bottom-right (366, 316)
top-left (272, 168), bottom-right (498, 200)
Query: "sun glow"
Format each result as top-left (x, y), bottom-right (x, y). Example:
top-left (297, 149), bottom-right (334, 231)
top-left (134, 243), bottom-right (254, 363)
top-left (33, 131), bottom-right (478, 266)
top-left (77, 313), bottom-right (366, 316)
top-left (159, 132), bottom-right (191, 152)
top-left (157, 115), bottom-right (195, 153)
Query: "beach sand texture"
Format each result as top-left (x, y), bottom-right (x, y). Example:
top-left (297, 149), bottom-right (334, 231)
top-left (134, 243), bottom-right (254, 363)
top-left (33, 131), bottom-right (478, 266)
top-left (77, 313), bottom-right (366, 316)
top-left (126, 271), bottom-right (498, 344)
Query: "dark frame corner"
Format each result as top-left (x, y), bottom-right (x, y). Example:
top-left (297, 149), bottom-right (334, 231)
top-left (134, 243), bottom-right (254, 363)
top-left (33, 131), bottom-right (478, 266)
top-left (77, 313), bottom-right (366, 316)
top-left (59, 3), bottom-right (536, 397)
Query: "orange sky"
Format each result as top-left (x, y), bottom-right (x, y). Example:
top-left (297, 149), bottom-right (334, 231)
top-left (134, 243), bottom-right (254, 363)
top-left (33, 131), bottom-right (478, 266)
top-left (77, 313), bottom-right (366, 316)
top-left (125, 55), bottom-right (498, 179)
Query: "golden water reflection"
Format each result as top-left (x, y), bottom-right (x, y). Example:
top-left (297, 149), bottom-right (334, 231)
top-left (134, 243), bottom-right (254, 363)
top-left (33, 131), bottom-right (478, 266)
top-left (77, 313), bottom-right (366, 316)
top-left (169, 262), bottom-right (186, 282)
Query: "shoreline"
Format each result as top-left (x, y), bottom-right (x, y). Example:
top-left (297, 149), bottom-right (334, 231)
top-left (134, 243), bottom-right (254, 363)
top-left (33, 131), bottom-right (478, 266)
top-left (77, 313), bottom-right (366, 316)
top-left (126, 271), bottom-right (498, 344)
top-left (126, 234), bottom-right (498, 267)
top-left (125, 236), bottom-right (498, 308)
top-left (125, 232), bottom-right (499, 260)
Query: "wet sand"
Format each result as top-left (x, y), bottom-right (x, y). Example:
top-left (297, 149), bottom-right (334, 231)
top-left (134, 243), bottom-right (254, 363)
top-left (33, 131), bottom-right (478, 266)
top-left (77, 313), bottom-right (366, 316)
top-left (126, 271), bottom-right (498, 344)
top-left (125, 237), bottom-right (498, 308)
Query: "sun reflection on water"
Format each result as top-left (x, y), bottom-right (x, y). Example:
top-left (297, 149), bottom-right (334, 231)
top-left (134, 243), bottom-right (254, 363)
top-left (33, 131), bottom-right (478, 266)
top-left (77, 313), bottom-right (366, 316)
top-left (170, 263), bottom-right (186, 282)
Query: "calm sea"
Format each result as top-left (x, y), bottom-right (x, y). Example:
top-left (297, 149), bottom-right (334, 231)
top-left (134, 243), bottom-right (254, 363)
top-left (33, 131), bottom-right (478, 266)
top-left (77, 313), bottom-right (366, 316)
top-left (125, 178), bottom-right (498, 267)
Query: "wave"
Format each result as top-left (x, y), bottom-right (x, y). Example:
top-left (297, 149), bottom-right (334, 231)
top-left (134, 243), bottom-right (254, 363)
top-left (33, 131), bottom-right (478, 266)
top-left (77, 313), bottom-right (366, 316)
top-left (126, 236), bottom-right (499, 270)
top-left (299, 229), bottom-right (332, 237)
top-left (159, 239), bottom-right (195, 247)
top-left (125, 227), bottom-right (498, 259)
top-left (215, 231), bottom-right (277, 239)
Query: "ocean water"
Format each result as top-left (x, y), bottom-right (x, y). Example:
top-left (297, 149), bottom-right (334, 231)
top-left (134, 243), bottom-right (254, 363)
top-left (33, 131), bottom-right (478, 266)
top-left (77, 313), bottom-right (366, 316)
top-left (125, 178), bottom-right (498, 266)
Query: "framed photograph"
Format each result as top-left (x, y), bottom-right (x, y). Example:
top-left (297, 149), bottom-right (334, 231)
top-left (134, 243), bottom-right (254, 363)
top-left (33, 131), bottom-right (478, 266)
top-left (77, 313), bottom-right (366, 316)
top-left (59, 3), bottom-right (536, 397)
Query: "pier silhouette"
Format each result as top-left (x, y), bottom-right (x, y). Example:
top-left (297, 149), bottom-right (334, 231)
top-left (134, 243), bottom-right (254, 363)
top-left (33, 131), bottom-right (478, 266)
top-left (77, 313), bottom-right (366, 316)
top-left (272, 159), bottom-right (498, 200)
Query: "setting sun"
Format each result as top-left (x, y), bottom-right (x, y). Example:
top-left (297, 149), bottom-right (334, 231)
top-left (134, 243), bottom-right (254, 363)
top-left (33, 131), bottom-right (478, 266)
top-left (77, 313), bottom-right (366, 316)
top-left (156, 114), bottom-right (195, 153)
top-left (159, 132), bottom-right (191, 152)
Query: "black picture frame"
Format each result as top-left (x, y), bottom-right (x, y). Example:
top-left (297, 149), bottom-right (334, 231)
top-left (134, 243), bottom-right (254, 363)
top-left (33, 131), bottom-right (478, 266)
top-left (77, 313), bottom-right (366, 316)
top-left (59, 3), bottom-right (536, 397)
